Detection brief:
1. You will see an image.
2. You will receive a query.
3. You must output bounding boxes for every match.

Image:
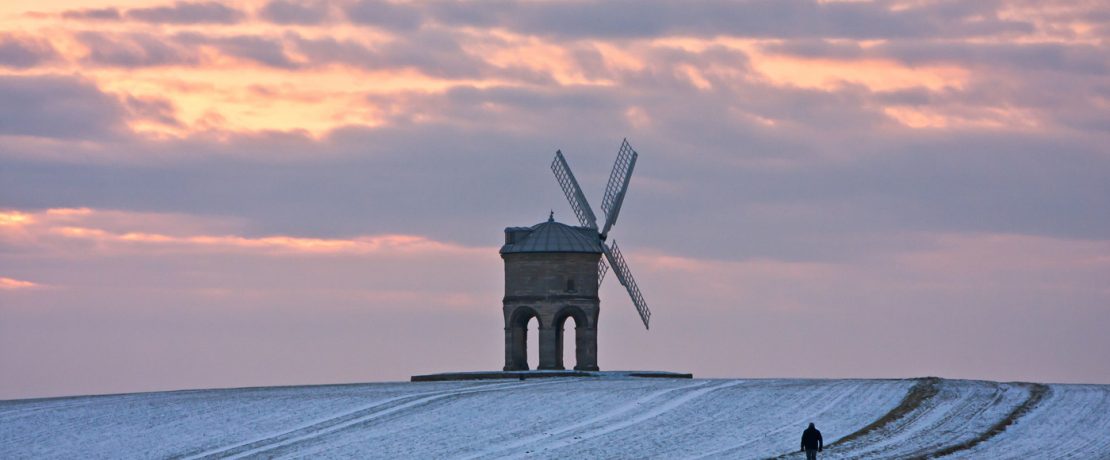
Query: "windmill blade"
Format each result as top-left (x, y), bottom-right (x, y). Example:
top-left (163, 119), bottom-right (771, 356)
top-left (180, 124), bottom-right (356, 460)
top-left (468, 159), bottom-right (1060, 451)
top-left (598, 258), bottom-right (609, 285)
top-left (600, 139), bottom-right (638, 237)
top-left (602, 240), bottom-right (651, 329)
top-left (551, 150), bottom-right (598, 229)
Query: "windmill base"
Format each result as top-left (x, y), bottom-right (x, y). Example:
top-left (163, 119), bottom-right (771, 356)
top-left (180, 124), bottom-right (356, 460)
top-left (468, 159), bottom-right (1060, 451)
top-left (410, 370), bottom-right (693, 382)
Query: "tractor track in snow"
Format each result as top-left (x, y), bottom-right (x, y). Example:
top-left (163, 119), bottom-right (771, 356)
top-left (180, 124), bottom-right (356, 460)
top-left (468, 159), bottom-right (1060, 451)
top-left (827, 377), bottom-right (941, 450)
top-left (463, 380), bottom-right (745, 459)
top-left (1019, 387), bottom-right (1110, 458)
top-left (955, 384), bottom-right (1110, 459)
top-left (179, 380), bottom-right (559, 459)
top-left (918, 382), bottom-right (1048, 459)
top-left (919, 382), bottom-right (1047, 460)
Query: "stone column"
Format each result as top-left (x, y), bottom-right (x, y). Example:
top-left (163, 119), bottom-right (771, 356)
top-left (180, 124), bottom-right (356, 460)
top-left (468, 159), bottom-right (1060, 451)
top-left (553, 324), bottom-right (566, 370)
top-left (574, 326), bottom-right (599, 371)
top-left (503, 326), bottom-right (519, 371)
top-left (503, 321), bottom-right (530, 371)
top-left (537, 325), bottom-right (562, 370)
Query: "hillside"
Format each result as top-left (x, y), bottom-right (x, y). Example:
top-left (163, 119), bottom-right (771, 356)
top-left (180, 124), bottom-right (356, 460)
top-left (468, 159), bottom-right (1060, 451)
top-left (2, 377), bottom-right (1108, 459)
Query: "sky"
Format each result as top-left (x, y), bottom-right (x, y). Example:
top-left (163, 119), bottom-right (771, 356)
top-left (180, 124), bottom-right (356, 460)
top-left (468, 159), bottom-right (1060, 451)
top-left (1, 0), bottom-right (1108, 400)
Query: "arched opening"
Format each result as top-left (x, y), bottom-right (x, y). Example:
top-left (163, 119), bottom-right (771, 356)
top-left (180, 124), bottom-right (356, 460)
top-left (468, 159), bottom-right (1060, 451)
top-left (506, 306), bottom-right (539, 371)
top-left (526, 316), bottom-right (539, 370)
top-left (554, 306), bottom-right (590, 371)
top-left (557, 315), bottom-right (578, 370)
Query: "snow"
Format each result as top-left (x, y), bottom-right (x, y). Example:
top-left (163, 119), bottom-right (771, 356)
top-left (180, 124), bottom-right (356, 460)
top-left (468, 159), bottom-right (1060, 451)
top-left (934, 384), bottom-right (1110, 459)
top-left (821, 379), bottom-right (1032, 459)
top-left (2, 377), bottom-right (1108, 459)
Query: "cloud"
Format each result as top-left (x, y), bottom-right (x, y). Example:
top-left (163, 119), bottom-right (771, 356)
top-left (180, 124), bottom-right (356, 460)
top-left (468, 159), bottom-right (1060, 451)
top-left (343, 0), bottom-right (423, 31)
top-left (126, 1), bottom-right (245, 24)
top-left (3, 206), bottom-right (481, 256)
top-left (49, 225), bottom-right (419, 255)
top-left (286, 30), bottom-right (497, 77)
top-left (77, 32), bottom-right (200, 67)
top-left (425, 0), bottom-right (1033, 40)
top-left (0, 75), bottom-right (125, 140)
top-left (58, 2), bottom-right (243, 24)
top-left (759, 39), bottom-right (865, 60)
top-left (0, 33), bottom-right (59, 68)
top-left (177, 32), bottom-right (302, 69)
top-left (881, 42), bottom-right (1109, 75)
top-left (0, 277), bottom-right (41, 290)
top-left (60, 8), bottom-right (122, 21)
top-left (0, 210), bottom-right (34, 227)
top-left (48, 0), bottom-right (1037, 40)
top-left (3, 105), bottom-right (1107, 259)
top-left (74, 27), bottom-right (497, 75)
top-left (764, 40), bottom-right (1110, 76)
top-left (284, 34), bottom-right (378, 66)
top-left (123, 95), bottom-right (182, 127)
top-left (0, 206), bottom-right (497, 297)
top-left (372, 29), bottom-right (493, 78)
top-left (259, 0), bottom-right (333, 25)
top-left (75, 31), bottom-right (301, 70)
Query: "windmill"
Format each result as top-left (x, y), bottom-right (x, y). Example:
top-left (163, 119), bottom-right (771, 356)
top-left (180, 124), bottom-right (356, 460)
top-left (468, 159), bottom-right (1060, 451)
top-left (551, 139), bottom-right (651, 330)
top-left (499, 139), bottom-right (650, 372)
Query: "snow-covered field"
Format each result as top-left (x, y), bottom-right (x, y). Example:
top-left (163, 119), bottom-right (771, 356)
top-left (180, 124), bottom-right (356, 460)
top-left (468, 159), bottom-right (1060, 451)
top-left (2, 377), bottom-right (1108, 459)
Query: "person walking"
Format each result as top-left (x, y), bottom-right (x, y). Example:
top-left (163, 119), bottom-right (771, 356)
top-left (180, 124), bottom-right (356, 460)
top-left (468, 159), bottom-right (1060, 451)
top-left (800, 422), bottom-right (823, 459)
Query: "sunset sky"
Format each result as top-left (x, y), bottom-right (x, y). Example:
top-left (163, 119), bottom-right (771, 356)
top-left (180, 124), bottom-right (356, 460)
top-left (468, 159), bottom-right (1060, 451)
top-left (1, 0), bottom-right (1108, 400)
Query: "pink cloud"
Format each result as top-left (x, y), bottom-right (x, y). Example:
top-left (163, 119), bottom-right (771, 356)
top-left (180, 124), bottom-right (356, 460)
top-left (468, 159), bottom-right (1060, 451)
top-left (0, 276), bottom-right (41, 290)
top-left (2, 207), bottom-right (490, 257)
top-left (0, 207), bottom-right (501, 312)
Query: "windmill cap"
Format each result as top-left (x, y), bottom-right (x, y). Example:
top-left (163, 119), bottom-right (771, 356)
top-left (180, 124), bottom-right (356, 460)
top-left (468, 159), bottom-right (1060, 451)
top-left (500, 220), bottom-right (603, 254)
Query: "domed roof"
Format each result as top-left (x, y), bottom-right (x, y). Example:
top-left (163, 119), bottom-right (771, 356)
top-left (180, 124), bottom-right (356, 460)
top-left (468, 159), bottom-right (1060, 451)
top-left (500, 216), bottom-right (603, 254)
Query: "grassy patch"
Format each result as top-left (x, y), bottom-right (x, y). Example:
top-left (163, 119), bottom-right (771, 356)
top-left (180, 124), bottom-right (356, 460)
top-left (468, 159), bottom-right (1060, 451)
top-left (830, 377), bottom-right (942, 448)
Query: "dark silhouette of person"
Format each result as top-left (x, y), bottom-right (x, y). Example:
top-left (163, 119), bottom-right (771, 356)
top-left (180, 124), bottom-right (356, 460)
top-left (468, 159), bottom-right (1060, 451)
top-left (800, 422), bottom-right (823, 459)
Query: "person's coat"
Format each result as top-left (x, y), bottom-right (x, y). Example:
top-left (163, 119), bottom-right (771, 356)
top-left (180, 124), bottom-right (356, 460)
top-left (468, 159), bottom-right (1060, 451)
top-left (801, 423), bottom-right (823, 451)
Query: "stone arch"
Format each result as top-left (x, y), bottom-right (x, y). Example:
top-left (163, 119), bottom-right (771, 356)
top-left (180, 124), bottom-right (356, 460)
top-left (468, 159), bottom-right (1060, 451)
top-left (553, 305), bottom-right (597, 371)
top-left (506, 305), bottom-right (541, 329)
top-left (504, 306), bottom-right (540, 371)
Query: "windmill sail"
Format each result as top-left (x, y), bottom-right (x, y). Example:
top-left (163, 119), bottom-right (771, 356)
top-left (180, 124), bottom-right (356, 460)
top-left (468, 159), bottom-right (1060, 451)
top-left (603, 240), bottom-right (651, 329)
top-left (551, 150), bottom-right (598, 230)
top-left (600, 139), bottom-right (638, 237)
top-left (551, 142), bottom-right (651, 330)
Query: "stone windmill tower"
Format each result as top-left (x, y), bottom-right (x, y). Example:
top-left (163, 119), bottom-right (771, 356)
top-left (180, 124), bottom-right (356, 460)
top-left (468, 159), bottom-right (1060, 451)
top-left (500, 140), bottom-right (651, 372)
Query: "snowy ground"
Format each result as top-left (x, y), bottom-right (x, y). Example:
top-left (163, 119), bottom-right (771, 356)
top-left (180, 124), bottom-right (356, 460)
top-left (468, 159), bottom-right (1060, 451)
top-left (2, 377), bottom-right (1108, 459)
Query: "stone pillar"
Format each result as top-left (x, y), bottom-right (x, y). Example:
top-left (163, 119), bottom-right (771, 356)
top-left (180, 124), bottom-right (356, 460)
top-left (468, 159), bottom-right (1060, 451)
top-left (503, 324), bottom-right (528, 371)
top-left (503, 326), bottom-right (516, 371)
top-left (574, 326), bottom-right (599, 371)
top-left (554, 324), bottom-right (566, 370)
top-left (537, 325), bottom-right (562, 370)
